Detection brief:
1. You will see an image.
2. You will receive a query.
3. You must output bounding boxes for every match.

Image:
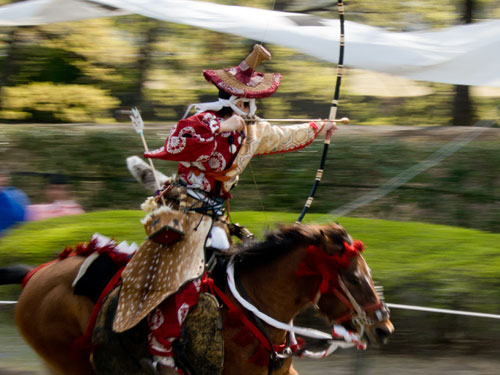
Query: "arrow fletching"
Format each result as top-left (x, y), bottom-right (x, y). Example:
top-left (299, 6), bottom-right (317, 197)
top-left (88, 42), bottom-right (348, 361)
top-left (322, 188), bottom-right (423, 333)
top-left (130, 107), bottom-right (144, 134)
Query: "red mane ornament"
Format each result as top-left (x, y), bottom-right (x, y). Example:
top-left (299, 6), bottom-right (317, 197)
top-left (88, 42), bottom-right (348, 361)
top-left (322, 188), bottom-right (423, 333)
top-left (296, 240), bottom-right (365, 295)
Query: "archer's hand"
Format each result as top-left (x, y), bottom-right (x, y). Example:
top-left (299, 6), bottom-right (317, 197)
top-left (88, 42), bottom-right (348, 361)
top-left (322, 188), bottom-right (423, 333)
top-left (219, 114), bottom-right (245, 133)
top-left (318, 120), bottom-right (338, 135)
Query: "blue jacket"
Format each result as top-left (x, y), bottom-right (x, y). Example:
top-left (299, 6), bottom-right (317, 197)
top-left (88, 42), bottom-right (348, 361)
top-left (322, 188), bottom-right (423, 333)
top-left (0, 187), bottom-right (29, 235)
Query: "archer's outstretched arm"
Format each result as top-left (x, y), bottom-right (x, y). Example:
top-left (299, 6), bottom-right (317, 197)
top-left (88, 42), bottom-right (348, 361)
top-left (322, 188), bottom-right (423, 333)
top-left (254, 120), bottom-right (337, 156)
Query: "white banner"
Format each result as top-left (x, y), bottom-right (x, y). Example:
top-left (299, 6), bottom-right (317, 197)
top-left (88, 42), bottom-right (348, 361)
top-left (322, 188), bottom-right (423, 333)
top-left (0, 0), bottom-right (129, 25)
top-left (0, 0), bottom-right (499, 87)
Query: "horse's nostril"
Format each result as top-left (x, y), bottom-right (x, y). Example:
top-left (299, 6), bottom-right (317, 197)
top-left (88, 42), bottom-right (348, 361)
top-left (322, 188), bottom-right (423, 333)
top-left (375, 327), bottom-right (391, 344)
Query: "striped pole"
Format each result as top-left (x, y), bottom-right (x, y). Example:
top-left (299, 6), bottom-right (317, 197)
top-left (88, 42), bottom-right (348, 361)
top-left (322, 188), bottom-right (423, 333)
top-left (296, 0), bottom-right (345, 224)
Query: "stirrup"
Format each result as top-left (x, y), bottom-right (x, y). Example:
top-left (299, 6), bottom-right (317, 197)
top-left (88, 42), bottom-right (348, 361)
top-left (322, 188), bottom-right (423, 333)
top-left (228, 222), bottom-right (254, 242)
top-left (173, 293), bottom-right (223, 375)
top-left (139, 358), bottom-right (160, 375)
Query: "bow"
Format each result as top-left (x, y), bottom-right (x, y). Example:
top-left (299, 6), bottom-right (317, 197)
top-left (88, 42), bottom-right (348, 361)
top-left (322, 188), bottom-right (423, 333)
top-left (296, 0), bottom-right (346, 224)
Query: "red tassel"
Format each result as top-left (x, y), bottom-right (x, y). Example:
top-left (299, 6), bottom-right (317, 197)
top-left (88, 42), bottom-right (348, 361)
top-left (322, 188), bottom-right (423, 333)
top-left (57, 237), bottom-right (131, 267)
top-left (58, 247), bottom-right (73, 260)
top-left (343, 240), bottom-right (364, 255)
top-left (353, 240), bottom-right (365, 252)
top-left (290, 337), bottom-right (306, 353)
top-left (249, 343), bottom-right (270, 367)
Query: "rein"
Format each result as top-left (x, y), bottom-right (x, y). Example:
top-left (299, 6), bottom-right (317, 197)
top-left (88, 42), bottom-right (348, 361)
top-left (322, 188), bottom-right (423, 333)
top-left (217, 235), bottom-right (393, 366)
top-left (202, 257), bottom-right (364, 370)
top-left (227, 260), bottom-right (333, 340)
top-left (221, 257), bottom-right (366, 365)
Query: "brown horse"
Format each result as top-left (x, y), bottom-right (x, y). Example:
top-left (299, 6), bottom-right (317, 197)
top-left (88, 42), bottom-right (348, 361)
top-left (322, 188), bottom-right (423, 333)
top-left (1, 223), bottom-right (393, 375)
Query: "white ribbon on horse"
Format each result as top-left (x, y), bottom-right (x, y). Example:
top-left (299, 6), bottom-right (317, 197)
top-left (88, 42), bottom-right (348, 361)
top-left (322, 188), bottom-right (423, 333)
top-left (226, 259), bottom-right (364, 356)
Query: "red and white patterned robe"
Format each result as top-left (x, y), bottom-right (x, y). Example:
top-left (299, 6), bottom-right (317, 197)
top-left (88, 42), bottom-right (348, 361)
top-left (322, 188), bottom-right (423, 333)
top-left (146, 110), bottom-right (323, 198)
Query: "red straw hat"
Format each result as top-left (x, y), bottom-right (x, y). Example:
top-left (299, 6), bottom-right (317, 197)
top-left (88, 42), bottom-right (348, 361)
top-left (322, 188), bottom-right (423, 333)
top-left (203, 44), bottom-right (281, 99)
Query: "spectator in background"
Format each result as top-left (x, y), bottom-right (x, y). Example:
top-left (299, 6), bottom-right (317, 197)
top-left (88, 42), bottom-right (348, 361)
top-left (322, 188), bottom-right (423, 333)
top-left (27, 174), bottom-right (84, 221)
top-left (0, 168), bottom-right (30, 235)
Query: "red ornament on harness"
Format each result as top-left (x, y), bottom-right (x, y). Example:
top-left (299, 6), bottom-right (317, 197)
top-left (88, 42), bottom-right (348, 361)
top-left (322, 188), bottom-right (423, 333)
top-left (296, 240), bottom-right (365, 295)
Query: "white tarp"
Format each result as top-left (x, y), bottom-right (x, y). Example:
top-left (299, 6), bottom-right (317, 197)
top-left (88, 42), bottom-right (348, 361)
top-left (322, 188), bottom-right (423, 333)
top-left (0, 0), bottom-right (499, 87)
top-left (0, 0), bottom-right (130, 25)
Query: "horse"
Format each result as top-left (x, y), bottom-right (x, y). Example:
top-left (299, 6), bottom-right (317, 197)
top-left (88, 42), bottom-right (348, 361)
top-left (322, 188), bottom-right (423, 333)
top-left (0, 222), bottom-right (393, 375)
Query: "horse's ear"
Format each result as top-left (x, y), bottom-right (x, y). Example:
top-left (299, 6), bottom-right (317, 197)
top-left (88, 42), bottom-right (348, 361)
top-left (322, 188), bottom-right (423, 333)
top-left (319, 228), bottom-right (344, 255)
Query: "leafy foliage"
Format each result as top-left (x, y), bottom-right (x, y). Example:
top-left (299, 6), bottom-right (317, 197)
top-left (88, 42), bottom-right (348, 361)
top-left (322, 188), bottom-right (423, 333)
top-left (1, 83), bottom-right (119, 122)
top-left (0, 1), bottom-right (499, 124)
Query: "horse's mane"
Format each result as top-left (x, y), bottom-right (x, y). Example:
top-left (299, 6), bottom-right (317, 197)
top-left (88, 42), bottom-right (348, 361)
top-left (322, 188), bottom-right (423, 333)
top-left (229, 223), bottom-right (350, 270)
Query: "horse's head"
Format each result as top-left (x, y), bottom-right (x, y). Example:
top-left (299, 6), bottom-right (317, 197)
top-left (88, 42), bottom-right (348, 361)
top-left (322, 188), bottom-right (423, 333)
top-left (297, 223), bottom-right (394, 346)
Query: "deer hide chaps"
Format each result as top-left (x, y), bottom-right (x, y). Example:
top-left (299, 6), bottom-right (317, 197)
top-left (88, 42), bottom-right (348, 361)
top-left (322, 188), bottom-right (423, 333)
top-left (113, 211), bottom-right (212, 332)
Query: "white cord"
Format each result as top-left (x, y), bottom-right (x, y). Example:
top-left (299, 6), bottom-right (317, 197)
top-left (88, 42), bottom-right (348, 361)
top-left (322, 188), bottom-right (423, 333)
top-left (387, 303), bottom-right (500, 319)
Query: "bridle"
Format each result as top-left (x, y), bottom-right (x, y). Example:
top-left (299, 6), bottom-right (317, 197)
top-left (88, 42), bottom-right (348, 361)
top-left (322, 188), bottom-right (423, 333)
top-left (330, 273), bottom-right (388, 338)
top-left (295, 239), bottom-right (388, 338)
top-left (224, 258), bottom-right (365, 365)
top-left (218, 237), bottom-right (388, 368)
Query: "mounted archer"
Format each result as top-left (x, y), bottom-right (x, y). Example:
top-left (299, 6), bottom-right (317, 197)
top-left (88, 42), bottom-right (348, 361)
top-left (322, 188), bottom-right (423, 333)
top-left (1, 46), bottom-right (393, 375)
top-left (121, 44), bottom-right (337, 374)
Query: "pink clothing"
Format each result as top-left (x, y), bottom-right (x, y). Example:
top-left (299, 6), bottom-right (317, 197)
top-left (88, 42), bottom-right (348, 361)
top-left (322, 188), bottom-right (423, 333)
top-left (27, 200), bottom-right (84, 221)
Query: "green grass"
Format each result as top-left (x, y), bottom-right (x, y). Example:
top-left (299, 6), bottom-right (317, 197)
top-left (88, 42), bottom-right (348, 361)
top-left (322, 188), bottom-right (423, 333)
top-left (0, 210), bottom-right (146, 264)
top-left (1, 210), bottom-right (500, 311)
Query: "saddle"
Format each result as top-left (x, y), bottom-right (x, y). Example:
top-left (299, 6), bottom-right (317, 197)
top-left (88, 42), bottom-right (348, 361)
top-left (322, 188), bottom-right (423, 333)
top-left (91, 286), bottom-right (224, 375)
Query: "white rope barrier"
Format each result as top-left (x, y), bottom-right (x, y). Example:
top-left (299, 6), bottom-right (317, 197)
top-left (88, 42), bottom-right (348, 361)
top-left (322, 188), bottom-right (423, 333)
top-left (387, 303), bottom-right (500, 320)
top-left (2, 300), bottom-right (500, 320)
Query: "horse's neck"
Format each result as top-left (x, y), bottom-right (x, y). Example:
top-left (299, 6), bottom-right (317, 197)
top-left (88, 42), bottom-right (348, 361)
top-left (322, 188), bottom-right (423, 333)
top-left (238, 248), bottom-right (314, 344)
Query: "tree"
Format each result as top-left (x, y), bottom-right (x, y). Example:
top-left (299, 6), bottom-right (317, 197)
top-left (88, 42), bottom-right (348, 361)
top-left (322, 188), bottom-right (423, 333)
top-left (0, 19), bottom-right (133, 122)
top-left (451, 0), bottom-right (475, 126)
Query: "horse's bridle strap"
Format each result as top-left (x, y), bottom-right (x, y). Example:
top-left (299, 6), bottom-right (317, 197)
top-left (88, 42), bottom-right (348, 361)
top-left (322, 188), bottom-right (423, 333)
top-left (331, 279), bottom-right (385, 321)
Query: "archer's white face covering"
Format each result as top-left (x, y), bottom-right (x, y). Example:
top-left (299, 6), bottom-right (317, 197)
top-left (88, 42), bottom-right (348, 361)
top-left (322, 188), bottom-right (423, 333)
top-left (183, 95), bottom-right (256, 119)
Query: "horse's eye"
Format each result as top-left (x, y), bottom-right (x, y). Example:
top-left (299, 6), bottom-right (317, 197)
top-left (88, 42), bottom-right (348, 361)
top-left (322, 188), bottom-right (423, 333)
top-left (345, 275), bottom-right (360, 285)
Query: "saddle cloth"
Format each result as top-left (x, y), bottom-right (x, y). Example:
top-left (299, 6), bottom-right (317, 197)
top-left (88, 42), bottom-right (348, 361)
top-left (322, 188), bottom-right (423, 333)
top-left (113, 210), bottom-right (212, 333)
